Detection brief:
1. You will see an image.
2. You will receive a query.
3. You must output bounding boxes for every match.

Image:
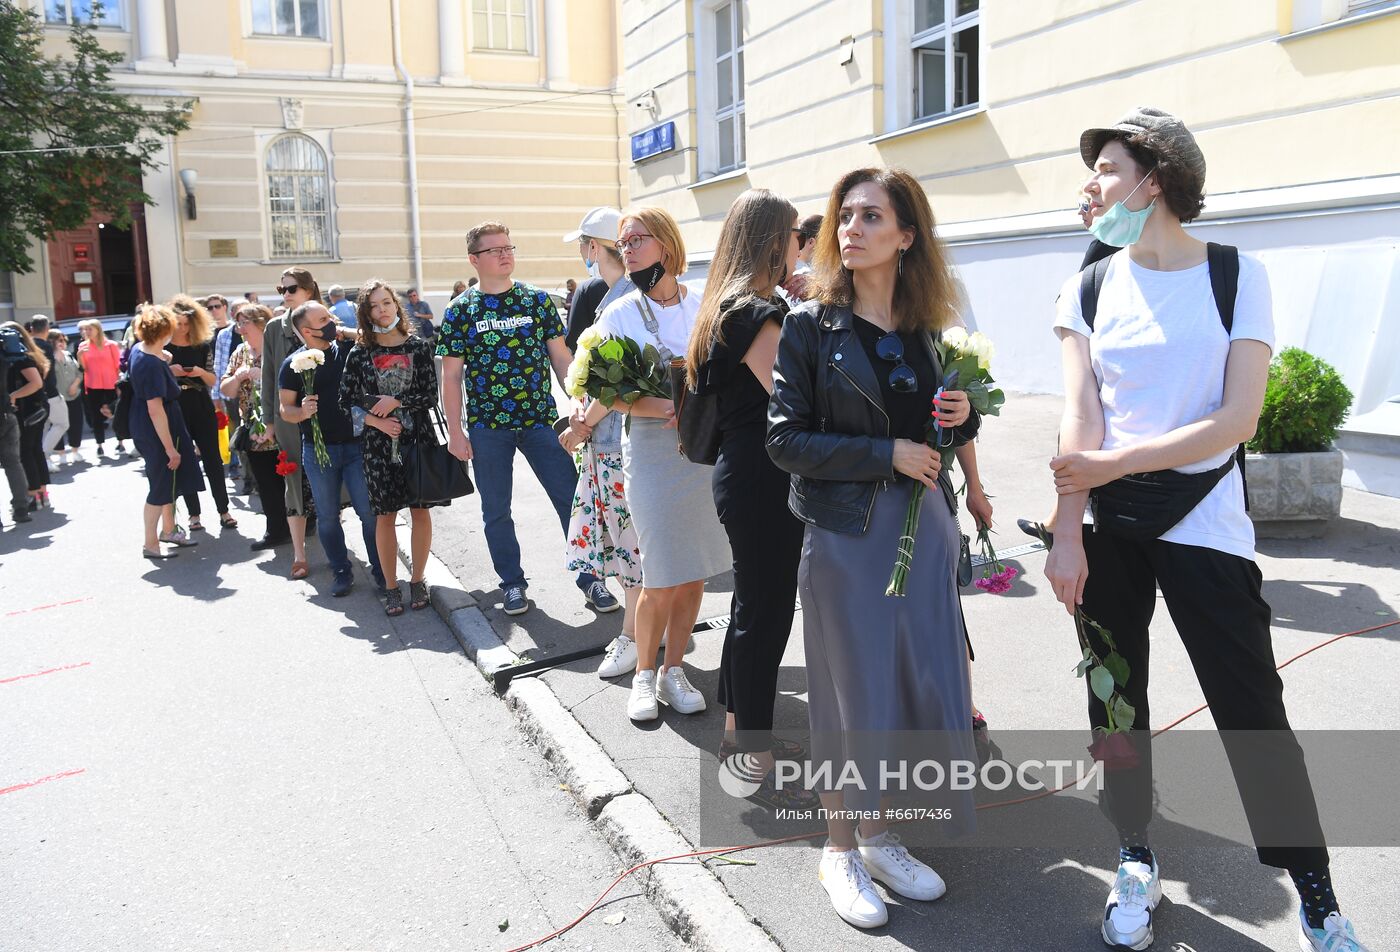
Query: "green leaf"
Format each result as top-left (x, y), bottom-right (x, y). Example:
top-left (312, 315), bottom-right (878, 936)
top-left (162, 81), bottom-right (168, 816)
top-left (1073, 656), bottom-right (1094, 678)
top-left (1111, 695), bottom-right (1137, 729)
top-left (1102, 651), bottom-right (1130, 689)
top-left (619, 387), bottom-right (641, 403)
top-left (1089, 665), bottom-right (1115, 703)
top-left (599, 386), bottom-right (618, 405)
top-left (606, 362), bottom-right (625, 384)
top-left (598, 339), bottom-right (625, 362)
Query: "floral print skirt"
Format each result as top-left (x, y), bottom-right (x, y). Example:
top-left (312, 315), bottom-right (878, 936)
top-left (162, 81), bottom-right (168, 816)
top-left (566, 447), bottom-right (643, 587)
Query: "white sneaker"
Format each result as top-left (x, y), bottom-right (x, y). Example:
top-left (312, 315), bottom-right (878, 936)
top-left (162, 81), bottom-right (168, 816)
top-left (597, 634), bottom-right (638, 679)
top-left (656, 666), bottom-right (706, 714)
top-left (628, 669), bottom-right (659, 721)
top-left (1102, 855), bottom-right (1162, 951)
top-left (818, 847), bottom-right (888, 929)
top-left (857, 831), bottom-right (946, 901)
top-left (1299, 909), bottom-right (1372, 952)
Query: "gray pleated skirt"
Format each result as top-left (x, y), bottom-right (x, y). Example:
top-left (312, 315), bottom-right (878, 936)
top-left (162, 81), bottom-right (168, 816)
top-left (800, 479), bottom-right (975, 827)
top-left (622, 416), bottom-right (731, 588)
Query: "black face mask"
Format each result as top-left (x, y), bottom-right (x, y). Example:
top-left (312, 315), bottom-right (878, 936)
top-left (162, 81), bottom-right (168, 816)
top-left (308, 323), bottom-right (337, 344)
top-left (629, 262), bottom-right (667, 294)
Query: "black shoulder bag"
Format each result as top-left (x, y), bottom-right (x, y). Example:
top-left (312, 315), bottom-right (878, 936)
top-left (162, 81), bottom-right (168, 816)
top-left (402, 405), bottom-right (475, 505)
top-left (1081, 242), bottom-right (1249, 541)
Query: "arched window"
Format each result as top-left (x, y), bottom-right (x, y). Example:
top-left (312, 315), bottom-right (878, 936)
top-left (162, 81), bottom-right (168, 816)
top-left (265, 134), bottom-right (331, 259)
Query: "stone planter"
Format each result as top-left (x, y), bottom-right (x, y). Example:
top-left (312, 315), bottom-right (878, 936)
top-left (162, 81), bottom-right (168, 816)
top-left (1245, 446), bottom-right (1344, 538)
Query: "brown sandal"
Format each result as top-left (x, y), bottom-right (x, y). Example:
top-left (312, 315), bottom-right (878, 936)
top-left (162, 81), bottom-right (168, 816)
top-left (289, 560), bottom-right (309, 580)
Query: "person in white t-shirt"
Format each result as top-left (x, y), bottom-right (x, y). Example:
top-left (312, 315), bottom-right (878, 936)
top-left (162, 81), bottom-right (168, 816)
top-left (1045, 108), bottom-right (1368, 952)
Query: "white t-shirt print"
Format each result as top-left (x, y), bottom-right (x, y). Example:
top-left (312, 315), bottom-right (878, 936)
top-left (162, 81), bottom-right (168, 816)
top-left (1053, 250), bottom-right (1275, 561)
top-left (594, 284), bottom-right (704, 359)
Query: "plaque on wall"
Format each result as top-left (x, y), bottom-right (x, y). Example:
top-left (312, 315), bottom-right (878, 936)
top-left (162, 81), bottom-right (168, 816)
top-left (73, 271), bottom-right (93, 284)
top-left (209, 239), bottom-right (238, 258)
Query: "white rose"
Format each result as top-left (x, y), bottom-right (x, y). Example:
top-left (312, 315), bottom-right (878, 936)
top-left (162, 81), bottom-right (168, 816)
top-left (576, 325), bottom-right (604, 351)
top-left (564, 349), bottom-right (592, 398)
top-left (289, 348), bottom-right (325, 373)
top-left (965, 331), bottom-right (996, 371)
top-left (941, 325), bottom-right (969, 350)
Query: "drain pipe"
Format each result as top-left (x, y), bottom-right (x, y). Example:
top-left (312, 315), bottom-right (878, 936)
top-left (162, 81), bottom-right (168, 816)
top-left (390, 0), bottom-right (424, 294)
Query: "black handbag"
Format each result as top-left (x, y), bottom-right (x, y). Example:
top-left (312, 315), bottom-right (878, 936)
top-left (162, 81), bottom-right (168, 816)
top-left (667, 359), bottom-right (722, 465)
top-left (229, 423), bottom-right (252, 453)
top-left (402, 406), bottom-right (474, 505)
top-left (21, 403), bottom-right (49, 428)
top-left (1089, 456), bottom-right (1236, 540)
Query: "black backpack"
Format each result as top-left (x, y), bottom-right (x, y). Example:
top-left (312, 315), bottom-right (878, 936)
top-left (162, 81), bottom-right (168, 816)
top-left (1078, 242), bottom-right (1249, 510)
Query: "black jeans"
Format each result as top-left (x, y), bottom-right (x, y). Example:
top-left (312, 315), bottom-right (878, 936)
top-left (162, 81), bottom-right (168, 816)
top-left (177, 389), bottom-right (229, 518)
top-left (1080, 525), bottom-right (1329, 871)
top-left (246, 447), bottom-right (289, 540)
top-left (84, 388), bottom-right (116, 445)
top-left (0, 413), bottom-right (27, 510)
top-left (19, 415), bottom-right (48, 491)
top-left (63, 396), bottom-right (84, 449)
top-left (713, 428), bottom-right (806, 751)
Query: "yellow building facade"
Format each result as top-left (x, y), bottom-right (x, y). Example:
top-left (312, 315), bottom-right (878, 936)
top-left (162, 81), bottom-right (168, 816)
top-left (6, 0), bottom-right (627, 320)
top-left (620, 0), bottom-right (1400, 488)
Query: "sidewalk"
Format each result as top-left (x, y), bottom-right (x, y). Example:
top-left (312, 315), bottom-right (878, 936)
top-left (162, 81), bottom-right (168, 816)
top-left (427, 391), bottom-right (1400, 951)
top-left (0, 451), bottom-right (687, 952)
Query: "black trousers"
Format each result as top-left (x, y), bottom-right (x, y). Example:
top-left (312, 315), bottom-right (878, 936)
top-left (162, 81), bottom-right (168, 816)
top-left (713, 428), bottom-right (805, 751)
top-left (0, 413), bottom-right (27, 510)
top-left (177, 389), bottom-right (229, 518)
top-left (245, 447), bottom-right (289, 539)
top-left (62, 396), bottom-right (84, 449)
top-left (19, 416), bottom-right (48, 491)
top-left (84, 388), bottom-right (116, 445)
top-left (1080, 525), bottom-right (1329, 871)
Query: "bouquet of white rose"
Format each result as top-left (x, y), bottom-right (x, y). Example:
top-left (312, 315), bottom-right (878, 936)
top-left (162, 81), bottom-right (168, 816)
top-left (565, 326), bottom-right (670, 432)
top-left (289, 348), bottom-right (330, 466)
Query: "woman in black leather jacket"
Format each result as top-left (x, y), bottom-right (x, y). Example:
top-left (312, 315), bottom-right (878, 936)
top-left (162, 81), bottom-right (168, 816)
top-left (767, 167), bottom-right (979, 931)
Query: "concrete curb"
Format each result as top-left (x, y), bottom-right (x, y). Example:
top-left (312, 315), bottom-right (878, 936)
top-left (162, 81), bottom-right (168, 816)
top-left (390, 537), bottom-right (784, 952)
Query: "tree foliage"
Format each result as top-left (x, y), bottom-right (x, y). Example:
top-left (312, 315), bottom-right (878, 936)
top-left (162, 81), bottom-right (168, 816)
top-left (0, 3), bottom-right (190, 273)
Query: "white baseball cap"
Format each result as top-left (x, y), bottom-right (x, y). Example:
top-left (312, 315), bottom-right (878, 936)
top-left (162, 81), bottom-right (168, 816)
top-left (563, 206), bottom-right (621, 243)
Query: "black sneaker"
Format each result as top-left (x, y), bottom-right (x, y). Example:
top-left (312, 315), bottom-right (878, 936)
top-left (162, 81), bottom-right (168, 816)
top-left (502, 585), bottom-right (529, 616)
top-left (11, 506), bottom-right (32, 524)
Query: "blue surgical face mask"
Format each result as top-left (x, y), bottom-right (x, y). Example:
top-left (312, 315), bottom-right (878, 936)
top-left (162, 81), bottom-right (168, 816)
top-left (1088, 166), bottom-right (1157, 247)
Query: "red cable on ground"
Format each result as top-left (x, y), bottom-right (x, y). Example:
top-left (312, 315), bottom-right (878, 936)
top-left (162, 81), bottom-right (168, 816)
top-left (502, 618), bottom-right (1399, 952)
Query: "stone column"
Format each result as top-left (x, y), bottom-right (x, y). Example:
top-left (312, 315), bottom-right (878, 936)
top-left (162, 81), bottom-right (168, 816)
top-left (543, 0), bottom-right (570, 88)
top-left (134, 0), bottom-right (171, 71)
top-left (438, 0), bottom-right (468, 85)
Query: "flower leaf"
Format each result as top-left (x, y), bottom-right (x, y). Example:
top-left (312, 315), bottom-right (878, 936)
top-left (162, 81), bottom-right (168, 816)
top-left (1089, 665), bottom-right (1115, 703)
top-left (1102, 651), bottom-right (1130, 689)
top-left (1111, 695), bottom-right (1137, 730)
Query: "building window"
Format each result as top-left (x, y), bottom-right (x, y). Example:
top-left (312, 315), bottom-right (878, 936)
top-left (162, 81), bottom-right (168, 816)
top-left (250, 0), bottom-right (322, 38)
top-left (265, 134), bottom-right (331, 259)
top-left (912, 0), bottom-right (979, 121)
top-left (1347, 0), bottom-right (1400, 15)
top-left (45, 0), bottom-right (124, 28)
top-left (0, 271), bottom-right (13, 316)
top-left (711, 1), bottom-right (746, 172)
top-left (472, 0), bottom-right (530, 53)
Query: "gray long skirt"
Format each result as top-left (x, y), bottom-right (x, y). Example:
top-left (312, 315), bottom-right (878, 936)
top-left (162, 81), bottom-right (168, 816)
top-left (800, 479), bottom-right (975, 828)
top-left (622, 417), bottom-right (731, 588)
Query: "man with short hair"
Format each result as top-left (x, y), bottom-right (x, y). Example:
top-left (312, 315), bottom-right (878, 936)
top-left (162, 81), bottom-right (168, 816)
top-left (278, 303), bottom-right (383, 597)
top-left (404, 288), bottom-right (436, 345)
top-left (326, 284), bottom-right (356, 326)
top-left (438, 221), bottom-right (616, 616)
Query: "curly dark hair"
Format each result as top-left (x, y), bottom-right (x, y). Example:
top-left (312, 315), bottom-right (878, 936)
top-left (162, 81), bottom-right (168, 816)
top-left (1109, 131), bottom-right (1206, 224)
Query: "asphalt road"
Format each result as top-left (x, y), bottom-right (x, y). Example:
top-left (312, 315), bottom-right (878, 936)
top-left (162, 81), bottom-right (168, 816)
top-left (0, 452), bottom-right (688, 952)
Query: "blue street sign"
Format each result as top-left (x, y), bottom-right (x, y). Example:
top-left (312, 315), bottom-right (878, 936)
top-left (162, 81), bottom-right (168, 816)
top-left (631, 122), bottom-right (676, 163)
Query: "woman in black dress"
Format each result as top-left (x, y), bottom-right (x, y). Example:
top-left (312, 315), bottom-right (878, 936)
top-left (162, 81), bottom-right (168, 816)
top-left (166, 294), bottom-right (236, 531)
top-left (340, 280), bottom-right (444, 616)
top-left (127, 305), bottom-right (205, 559)
top-left (684, 189), bottom-right (813, 810)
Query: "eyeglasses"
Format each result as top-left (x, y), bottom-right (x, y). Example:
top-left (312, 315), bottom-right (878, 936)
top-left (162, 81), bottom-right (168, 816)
top-left (275, 285), bottom-right (302, 295)
top-left (209, 302), bottom-right (227, 310)
top-left (614, 234), bottom-right (654, 252)
top-left (874, 332), bottom-right (919, 394)
top-left (472, 245), bottom-right (516, 258)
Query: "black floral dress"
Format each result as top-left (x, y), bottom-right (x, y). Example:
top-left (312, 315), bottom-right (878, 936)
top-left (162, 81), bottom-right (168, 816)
top-left (340, 336), bottom-right (446, 515)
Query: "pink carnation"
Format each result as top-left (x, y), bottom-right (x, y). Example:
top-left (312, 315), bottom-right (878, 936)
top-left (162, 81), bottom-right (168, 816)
top-left (973, 566), bottom-right (1019, 595)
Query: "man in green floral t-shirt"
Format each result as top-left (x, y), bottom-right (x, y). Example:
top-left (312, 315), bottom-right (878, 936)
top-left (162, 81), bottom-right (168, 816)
top-left (438, 220), bottom-right (618, 617)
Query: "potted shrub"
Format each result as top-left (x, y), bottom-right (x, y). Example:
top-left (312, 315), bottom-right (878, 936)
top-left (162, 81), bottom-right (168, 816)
top-left (1245, 347), bottom-right (1354, 536)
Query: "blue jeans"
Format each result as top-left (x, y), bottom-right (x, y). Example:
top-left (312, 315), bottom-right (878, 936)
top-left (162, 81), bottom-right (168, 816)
top-left (470, 425), bottom-right (596, 591)
top-left (302, 439), bottom-right (381, 581)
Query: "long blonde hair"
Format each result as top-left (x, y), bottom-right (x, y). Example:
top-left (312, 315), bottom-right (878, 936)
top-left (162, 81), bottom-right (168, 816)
top-left (685, 189), bottom-right (797, 389)
top-left (167, 293), bottom-right (213, 344)
top-left (78, 318), bottom-right (108, 347)
top-left (811, 167), bottom-right (958, 333)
